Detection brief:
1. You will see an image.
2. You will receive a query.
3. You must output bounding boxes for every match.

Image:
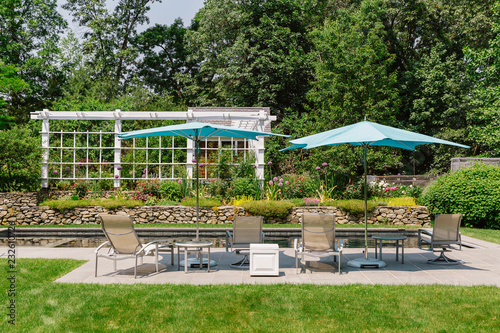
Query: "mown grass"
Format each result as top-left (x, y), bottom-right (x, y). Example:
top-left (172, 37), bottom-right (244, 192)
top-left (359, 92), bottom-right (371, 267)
top-left (461, 227), bottom-right (500, 245)
top-left (1, 259), bottom-right (499, 332)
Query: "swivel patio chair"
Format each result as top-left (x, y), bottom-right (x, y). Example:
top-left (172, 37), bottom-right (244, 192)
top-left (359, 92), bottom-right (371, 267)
top-left (418, 214), bottom-right (463, 265)
top-left (226, 216), bottom-right (264, 268)
top-left (294, 213), bottom-right (343, 274)
top-left (95, 214), bottom-right (171, 278)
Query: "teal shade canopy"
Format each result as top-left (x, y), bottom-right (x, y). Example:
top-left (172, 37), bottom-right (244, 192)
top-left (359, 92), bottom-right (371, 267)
top-left (281, 121), bottom-right (469, 151)
top-left (119, 121), bottom-right (290, 141)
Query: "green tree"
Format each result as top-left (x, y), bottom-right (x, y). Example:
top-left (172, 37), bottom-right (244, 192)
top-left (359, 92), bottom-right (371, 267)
top-left (0, 62), bottom-right (28, 129)
top-left (0, 125), bottom-right (41, 191)
top-left (464, 2), bottom-right (500, 157)
top-left (182, 0), bottom-right (314, 117)
top-left (134, 19), bottom-right (199, 103)
top-left (0, 0), bottom-right (67, 123)
top-left (63, 0), bottom-right (159, 89)
top-left (307, 0), bottom-right (399, 127)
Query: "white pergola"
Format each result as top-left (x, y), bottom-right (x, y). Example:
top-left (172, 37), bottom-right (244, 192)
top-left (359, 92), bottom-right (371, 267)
top-left (30, 107), bottom-right (277, 188)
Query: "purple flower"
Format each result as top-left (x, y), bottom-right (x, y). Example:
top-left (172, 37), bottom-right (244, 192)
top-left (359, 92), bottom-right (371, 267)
top-left (114, 175), bottom-right (119, 179)
top-left (273, 177), bottom-right (278, 182)
top-left (75, 168), bottom-right (79, 172)
top-left (278, 182), bottom-right (283, 187)
top-left (316, 166), bottom-right (321, 170)
top-left (142, 174), bottom-right (146, 178)
top-left (65, 166), bottom-right (70, 171)
top-left (117, 165), bottom-right (122, 170)
top-left (199, 163), bottom-right (204, 168)
top-left (192, 159), bottom-right (197, 163)
top-left (268, 161), bottom-right (272, 166)
top-left (322, 162), bottom-right (328, 167)
top-left (279, 178), bottom-right (283, 183)
top-left (143, 168), bottom-right (147, 173)
top-left (53, 170), bottom-right (58, 174)
top-left (178, 179), bottom-right (182, 184)
top-left (253, 165), bottom-right (257, 168)
top-left (269, 180), bottom-right (274, 185)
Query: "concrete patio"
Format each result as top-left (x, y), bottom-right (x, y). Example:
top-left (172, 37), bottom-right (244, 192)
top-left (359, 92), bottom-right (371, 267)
top-left (8, 234), bottom-right (500, 286)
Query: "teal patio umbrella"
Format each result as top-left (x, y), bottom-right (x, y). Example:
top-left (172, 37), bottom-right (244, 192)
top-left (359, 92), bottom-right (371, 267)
top-left (119, 121), bottom-right (289, 241)
top-left (281, 120), bottom-right (469, 268)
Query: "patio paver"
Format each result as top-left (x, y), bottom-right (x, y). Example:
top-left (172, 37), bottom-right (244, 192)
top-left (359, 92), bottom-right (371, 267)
top-left (6, 234), bottom-right (500, 286)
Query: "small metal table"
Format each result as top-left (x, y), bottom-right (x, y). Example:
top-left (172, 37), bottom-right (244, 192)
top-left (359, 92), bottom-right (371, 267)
top-left (175, 241), bottom-right (213, 273)
top-left (372, 234), bottom-right (407, 264)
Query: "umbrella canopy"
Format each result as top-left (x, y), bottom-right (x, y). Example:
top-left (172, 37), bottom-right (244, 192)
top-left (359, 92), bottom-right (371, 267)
top-left (281, 120), bottom-right (469, 268)
top-left (282, 121), bottom-right (469, 151)
top-left (119, 121), bottom-right (289, 240)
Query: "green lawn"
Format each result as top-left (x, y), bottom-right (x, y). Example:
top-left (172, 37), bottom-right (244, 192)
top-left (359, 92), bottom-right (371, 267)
top-left (461, 227), bottom-right (500, 245)
top-left (1, 259), bottom-right (499, 332)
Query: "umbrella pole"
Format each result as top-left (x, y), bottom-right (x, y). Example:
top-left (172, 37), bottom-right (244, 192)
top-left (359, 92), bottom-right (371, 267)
top-left (363, 145), bottom-right (368, 260)
top-left (195, 140), bottom-right (200, 241)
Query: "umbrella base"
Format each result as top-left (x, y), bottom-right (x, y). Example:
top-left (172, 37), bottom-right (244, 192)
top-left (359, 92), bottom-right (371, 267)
top-left (347, 257), bottom-right (386, 268)
top-left (180, 257), bottom-right (217, 268)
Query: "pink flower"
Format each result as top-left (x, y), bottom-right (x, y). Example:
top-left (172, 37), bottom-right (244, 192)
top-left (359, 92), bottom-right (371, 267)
top-left (322, 162), bottom-right (328, 167)
top-left (316, 167), bottom-right (321, 170)
top-left (391, 187), bottom-right (397, 191)
top-left (178, 179), bottom-right (182, 184)
top-left (268, 161), bottom-right (272, 165)
top-left (384, 187), bottom-right (389, 192)
top-left (117, 165), bottom-right (122, 170)
top-left (273, 177), bottom-right (278, 182)
top-left (269, 180), bottom-right (273, 185)
top-left (114, 175), bottom-right (119, 179)
top-left (285, 181), bottom-right (290, 185)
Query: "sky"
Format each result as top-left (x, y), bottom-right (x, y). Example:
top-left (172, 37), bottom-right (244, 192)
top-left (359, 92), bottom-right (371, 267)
top-left (58, 0), bottom-right (205, 35)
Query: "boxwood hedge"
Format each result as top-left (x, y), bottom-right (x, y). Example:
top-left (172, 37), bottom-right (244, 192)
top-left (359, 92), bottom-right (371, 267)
top-left (420, 163), bottom-right (500, 228)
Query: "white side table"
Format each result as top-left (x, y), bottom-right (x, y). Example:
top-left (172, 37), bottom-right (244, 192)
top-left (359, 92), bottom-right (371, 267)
top-left (250, 243), bottom-right (279, 276)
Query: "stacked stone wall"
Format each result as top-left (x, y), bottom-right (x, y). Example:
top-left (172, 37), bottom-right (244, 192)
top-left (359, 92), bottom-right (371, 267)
top-left (0, 192), bottom-right (431, 227)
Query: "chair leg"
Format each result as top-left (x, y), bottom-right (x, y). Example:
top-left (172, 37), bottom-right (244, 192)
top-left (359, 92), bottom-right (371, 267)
top-left (295, 252), bottom-right (298, 274)
top-left (134, 256), bottom-right (138, 279)
top-left (427, 249), bottom-right (459, 265)
top-left (95, 255), bottom-right (98, 277)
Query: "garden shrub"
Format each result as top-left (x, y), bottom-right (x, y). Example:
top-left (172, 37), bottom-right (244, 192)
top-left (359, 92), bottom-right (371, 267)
top-left (420, 163), bottom-right (500, 228)
top-left (229, 178), bottom-right (260, 199)
top-left (72, 180), bottom-right (89, 199)
top-left (159, 180), bottom-right (182, 201)
top-left (206, 179), bottom-right (230, 200)
top-left (240, 200), bottom-right (294, 219)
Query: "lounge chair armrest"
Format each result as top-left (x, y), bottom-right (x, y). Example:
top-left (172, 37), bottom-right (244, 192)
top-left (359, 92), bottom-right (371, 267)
top-left (226, 230), bottom-right (233, 252)
top-left (294, 238), bottom-right (301, 252)
top-left (336, 239), bottom-right (343, 252)
top-left (95, 241), bottom-right (110, 253)
top-left (138, 240), bottom-right (159, 255)
top-left (418, 229), bottom-right (432, 236)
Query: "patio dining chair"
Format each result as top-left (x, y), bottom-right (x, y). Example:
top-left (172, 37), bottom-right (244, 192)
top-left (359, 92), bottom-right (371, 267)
top-left (226, 216), bottom-right (264, 268)
top-left (418, 214), bottom-right (463, 264)
top-left (95, 214), bottom-right (172, 278)
top-left (294, 213), bottom-right (342, 274)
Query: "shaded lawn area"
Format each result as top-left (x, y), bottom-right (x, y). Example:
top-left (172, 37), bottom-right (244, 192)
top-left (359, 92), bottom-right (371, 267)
top-left (1, 259), bottom-right (500, 332)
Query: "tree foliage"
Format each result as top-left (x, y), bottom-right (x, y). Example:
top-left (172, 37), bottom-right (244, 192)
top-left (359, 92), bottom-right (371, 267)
top-left (0, 0), bottom-right (67, 122)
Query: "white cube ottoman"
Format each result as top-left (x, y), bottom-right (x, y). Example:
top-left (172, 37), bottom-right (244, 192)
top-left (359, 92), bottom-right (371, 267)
top-left (250, 243), bottom-right (279, 276)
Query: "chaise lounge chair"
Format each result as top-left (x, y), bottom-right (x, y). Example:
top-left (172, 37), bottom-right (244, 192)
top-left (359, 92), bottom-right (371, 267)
top-left (418, 214), bottom-right (463, 265)
top-left (226, 216), bottom-right (264, 268)
top-left (95, 214), bottom-right (171, 278)
top-left (294, 213), bottom-right (342, 274)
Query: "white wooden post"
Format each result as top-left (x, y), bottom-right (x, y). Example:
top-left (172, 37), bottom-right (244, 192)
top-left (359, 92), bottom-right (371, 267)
top-left (114, 109), bottom-right (122, 188)
top-left (41, 109), bottom-right (50, 188)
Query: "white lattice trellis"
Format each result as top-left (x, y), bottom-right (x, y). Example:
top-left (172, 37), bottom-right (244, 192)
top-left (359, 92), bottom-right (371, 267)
top-left (30, 108), bottom-right (276, 188)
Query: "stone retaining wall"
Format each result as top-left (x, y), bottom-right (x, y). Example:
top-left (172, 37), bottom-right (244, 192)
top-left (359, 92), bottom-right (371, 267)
top-left (1, 192), bottom-right (431, 227)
